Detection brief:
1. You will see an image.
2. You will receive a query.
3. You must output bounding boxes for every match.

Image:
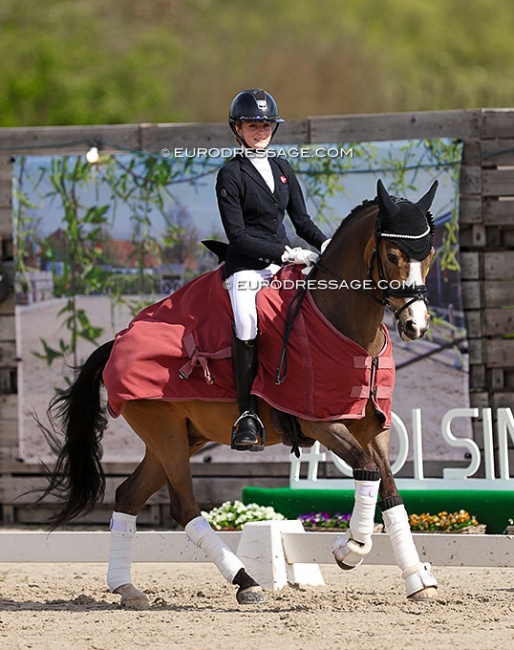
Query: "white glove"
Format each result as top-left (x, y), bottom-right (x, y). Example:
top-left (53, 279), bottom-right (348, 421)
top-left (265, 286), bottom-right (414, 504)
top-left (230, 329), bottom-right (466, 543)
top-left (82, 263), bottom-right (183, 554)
top-left (321, 238), bottom-right (332, 254)
top-left (281, 246), bottom-right (319, 266)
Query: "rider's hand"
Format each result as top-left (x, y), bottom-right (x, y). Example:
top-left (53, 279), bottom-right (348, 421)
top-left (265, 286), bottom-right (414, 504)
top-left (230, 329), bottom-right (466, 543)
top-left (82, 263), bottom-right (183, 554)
top-left (281, 246), bottom-right (319, 267)
top-left (321, 238), bottom-right (332, 254)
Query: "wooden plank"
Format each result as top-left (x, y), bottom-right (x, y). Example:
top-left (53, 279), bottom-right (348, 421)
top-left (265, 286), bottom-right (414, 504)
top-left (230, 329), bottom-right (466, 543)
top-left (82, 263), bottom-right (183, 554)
top-left (0, 315), bottom-right (15, 340)
top-left (468, 338), bottom-right (485, 364)
top-left (0, 417), bottom-right (18, 446)
top-left (0, 459), bottom-right (293, 477)
top-left (0, 475), bottom-right (289, 505)
top-left (506, 370), bottom-right (514, 389)
top-left (481, 109), bottom-right (514, 138)
top-left (0, 207), bottom-right (12, 232)
top-left (463, 310), bottom-right (482, 337)
top-left (484, 251), bottom-right (514, 280)
top-left (484, 307), bottom-right (514, 336)
top-left (459, 165), bottom-right (481, 195)
top-left (484, 280), bottom-right (514, 307)
top-left (14, 504), bottom-right (161, 526)
top-left (469, 364), bottom-right (486, 390)
top-left (459, 252), bottom-right (480, 279)
top-left (502, 229), bottom-right (514, 248)
top-left (461, 138), bottom-right (481, 165)
top-left (0, 394), bottom-right (17, 419)
top-left (0, 180), bottom-right (12, 210)
top-left (0, 445), bottom-right (19, 464)
top-left (468, 391), bottom-right (490, 409)
top-left (482, 169), bottom-right (514, 196)
top-left (491, 368), bottom-right (505, 389)
top-left (0, 340), bottom-right (18, 369)
top-left (140, 119), bottom-right (309, 152)
top-left (458, 195), bottom-right (483, 224)
top-left (0, 290), bottom-right (14, 316)
top-left (491, 391), bottom-right (514, 410)
top-left (0, 368), bottom-right (17, 393)
top-left (481, 138), bottom-right (514, 166)
top-left (309, 109), bottom-right (480, 143)
top-left (460, 281), bottom-right (482, 310)
top-left (0, 124), bottom-right (141, 156)
top-left (486, 339), bottom-right (514, 367)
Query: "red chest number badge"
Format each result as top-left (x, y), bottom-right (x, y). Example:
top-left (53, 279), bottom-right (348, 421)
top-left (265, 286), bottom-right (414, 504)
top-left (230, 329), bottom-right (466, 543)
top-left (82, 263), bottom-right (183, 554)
top-left (280, 175), bottom-right (288, 184)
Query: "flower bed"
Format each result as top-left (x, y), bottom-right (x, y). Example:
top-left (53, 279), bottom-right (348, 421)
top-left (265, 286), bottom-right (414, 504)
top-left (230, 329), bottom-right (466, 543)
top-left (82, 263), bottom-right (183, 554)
top-left (201, 500), bottom-right (286, 530)
top-left (408, 510), bottom-right (486, 534)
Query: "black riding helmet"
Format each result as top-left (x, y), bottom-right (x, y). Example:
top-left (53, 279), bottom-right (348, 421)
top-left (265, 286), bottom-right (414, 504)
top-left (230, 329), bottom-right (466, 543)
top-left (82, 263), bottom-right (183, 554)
top-left (229, 89), bottom-right (283, 146)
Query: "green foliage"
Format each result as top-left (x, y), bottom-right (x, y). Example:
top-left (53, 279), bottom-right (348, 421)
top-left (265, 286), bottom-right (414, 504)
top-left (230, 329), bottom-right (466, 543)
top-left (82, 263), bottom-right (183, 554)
top-left (3, 0), bottom-right (514, 127)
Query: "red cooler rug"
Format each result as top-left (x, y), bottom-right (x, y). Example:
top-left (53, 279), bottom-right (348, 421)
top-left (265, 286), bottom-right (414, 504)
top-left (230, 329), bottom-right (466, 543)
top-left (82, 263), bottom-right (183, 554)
top-left (103, 265), bottom-right (395, 425)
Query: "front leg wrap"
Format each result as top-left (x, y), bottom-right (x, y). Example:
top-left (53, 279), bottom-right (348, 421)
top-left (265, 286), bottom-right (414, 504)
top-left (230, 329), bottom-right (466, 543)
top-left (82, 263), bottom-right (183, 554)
top-left (185, 516), bottom-right (245, 582)
top-left (379, 498), bottom-right (438, 597)
top-left (332, 469), bottom-right (380, 570)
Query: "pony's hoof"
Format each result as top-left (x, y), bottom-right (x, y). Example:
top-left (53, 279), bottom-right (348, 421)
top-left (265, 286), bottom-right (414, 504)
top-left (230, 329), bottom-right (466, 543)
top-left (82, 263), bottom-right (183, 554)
top-left (236, 585), bottom-right (267, 604)
top-left (114, 583), bottom-right (150, 610)
top-left (332, 532), bottom-right (371, 570)
top-left (408, 586), bottom-right (438, 601)
top-left (335, 558), bottom-right (362, 571)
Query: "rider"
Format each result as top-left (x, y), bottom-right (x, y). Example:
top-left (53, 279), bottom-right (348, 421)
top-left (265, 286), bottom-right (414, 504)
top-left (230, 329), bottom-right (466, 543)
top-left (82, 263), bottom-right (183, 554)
top-left (216, 88), bottom-right (330, 449)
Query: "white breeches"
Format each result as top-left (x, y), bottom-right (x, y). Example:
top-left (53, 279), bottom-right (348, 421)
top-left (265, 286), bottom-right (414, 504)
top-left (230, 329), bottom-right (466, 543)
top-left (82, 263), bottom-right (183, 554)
top-left (226, 265), bottom-right (280, 340)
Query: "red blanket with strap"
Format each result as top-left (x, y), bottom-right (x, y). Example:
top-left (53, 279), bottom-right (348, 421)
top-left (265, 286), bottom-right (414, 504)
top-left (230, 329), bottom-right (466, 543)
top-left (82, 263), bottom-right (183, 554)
top-left (103, 266), bottom-right (395, 425)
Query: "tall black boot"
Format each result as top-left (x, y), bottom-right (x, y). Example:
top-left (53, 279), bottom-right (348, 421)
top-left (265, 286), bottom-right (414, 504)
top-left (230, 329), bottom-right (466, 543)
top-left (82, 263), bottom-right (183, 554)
top-left (231, 332), bottom-right (265, 450)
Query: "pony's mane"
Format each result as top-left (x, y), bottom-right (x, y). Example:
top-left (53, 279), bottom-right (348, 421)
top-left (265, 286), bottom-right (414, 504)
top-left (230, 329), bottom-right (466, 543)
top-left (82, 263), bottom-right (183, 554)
top-left (332, 197), bottom-right (378, 240)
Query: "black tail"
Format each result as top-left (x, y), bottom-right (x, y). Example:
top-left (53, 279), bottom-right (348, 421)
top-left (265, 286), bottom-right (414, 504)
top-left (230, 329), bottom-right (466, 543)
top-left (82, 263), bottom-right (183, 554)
top-left (37, 340), bottom-right (115, 528)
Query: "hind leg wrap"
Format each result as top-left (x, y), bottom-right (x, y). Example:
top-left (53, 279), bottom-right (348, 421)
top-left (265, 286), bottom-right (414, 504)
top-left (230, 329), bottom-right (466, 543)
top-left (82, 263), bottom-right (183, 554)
top-left (107, 511), bottom-right (137, 592)
top-left (380, 500), bottom-right (438, 597)
top-left (185, 516), bottom-right (245, 582)
top-left (332, 469), bottom-right (380, 569)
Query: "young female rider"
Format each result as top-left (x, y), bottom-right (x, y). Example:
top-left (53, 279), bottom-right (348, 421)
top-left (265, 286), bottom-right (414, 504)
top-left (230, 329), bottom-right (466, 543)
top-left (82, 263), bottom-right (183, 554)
top-left (216, 88), bottom-right (330, 449)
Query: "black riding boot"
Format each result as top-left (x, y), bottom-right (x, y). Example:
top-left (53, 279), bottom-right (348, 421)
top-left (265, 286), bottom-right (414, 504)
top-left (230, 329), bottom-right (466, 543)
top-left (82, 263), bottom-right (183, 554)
top-left (231, 333), bottom-right (265, 450)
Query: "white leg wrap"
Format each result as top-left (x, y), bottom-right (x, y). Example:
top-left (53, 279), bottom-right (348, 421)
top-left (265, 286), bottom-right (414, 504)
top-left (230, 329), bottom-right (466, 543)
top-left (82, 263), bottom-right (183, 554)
top-left (382, 504), bottom-right (438, 596)
top-left (185, 516), bottom-right (245, 583)
top-left (332, 478), bottom-right (380, 568)
top-left (349, 478), bottom-right (381, 544)
top-left (107, 511), bottom-right (137, 593)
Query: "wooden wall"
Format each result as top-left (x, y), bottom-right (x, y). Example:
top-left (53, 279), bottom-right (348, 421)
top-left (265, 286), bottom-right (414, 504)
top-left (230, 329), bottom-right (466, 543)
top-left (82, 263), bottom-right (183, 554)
top-left (0, 109), bottom-right (513, 524)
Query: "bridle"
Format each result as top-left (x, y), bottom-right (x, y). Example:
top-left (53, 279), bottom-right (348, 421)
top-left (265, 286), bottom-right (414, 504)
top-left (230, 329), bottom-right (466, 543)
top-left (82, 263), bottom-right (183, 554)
top-left (315, 210), bottom-right (429, 322)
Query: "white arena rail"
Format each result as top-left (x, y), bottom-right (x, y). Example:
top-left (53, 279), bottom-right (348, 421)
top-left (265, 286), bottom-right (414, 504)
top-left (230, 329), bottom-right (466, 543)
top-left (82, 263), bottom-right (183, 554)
top-left (1, 523), bottom-right (513, 590)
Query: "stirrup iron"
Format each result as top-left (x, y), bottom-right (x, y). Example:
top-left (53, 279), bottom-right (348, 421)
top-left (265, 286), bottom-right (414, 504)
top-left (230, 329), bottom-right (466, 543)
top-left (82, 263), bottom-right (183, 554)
top-left (231, 411), bottom-right (266, 452)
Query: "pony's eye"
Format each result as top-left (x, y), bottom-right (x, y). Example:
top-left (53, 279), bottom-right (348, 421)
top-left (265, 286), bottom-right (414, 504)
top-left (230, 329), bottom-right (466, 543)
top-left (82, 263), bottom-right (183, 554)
top-left (387, 252), bottom-right (399, 264)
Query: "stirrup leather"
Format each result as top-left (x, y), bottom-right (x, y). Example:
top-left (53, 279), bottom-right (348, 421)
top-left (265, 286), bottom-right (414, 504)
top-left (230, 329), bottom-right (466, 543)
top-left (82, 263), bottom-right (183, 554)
top-left (231, 411), bottom-right (266, 452)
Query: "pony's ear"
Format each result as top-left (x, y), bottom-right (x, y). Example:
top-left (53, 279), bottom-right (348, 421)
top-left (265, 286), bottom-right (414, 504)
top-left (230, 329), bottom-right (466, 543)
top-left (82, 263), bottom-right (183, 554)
top-left (416, 180), bottom-right (439, 215)
top-left (377, 179), bottom-right (399, 216)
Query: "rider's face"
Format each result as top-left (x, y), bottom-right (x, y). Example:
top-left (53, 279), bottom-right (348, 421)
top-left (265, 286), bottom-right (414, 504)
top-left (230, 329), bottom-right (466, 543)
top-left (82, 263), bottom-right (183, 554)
top-left (236, 121), bottom-right (273, 149)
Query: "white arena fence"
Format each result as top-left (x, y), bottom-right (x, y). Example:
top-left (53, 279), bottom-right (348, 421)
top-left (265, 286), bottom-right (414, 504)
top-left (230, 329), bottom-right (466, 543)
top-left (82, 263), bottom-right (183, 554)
top-left (1, 523), bottom-right (513, 590)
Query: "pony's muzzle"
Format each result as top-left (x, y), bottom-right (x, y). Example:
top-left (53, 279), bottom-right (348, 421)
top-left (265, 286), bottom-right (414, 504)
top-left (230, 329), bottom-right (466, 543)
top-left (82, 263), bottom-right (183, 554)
top-left (399, 318), bottom-right (428, 341)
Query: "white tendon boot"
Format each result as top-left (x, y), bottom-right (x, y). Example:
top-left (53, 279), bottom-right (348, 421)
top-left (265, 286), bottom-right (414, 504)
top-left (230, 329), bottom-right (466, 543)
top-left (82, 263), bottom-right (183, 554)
top-left (332, 469), bottom-right (380, 570)
top-left (185, 515), bottom-right (245, 582)
top-left (381, 502), bottom-right (438, 599)
top-left (107, 511), bottom-right (148, 609)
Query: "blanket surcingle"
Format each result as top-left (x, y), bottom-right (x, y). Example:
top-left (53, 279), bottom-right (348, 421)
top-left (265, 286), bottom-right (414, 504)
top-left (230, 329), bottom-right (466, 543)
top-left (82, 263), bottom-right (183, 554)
top-left (102, 265), bottom-right (395, 425)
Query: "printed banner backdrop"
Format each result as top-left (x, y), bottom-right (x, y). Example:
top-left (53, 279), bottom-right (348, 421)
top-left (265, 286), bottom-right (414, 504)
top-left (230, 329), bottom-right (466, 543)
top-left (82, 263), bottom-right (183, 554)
top-left (13, 138), bottom-right (468, 466)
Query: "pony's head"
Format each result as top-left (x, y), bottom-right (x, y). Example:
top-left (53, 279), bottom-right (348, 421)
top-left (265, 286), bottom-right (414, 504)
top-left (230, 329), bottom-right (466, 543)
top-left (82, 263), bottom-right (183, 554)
top-left (372, 179), bottom-right (438, 341)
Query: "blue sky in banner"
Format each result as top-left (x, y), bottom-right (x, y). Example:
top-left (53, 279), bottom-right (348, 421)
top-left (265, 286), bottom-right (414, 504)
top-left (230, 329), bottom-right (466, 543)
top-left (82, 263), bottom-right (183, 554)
top-left (12, 138), bottom-right (461, 242)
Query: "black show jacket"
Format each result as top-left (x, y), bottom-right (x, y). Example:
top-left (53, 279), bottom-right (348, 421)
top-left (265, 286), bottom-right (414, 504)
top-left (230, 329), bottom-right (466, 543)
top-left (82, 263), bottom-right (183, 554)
top-left (216, 154), bottom-right (327, 279)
